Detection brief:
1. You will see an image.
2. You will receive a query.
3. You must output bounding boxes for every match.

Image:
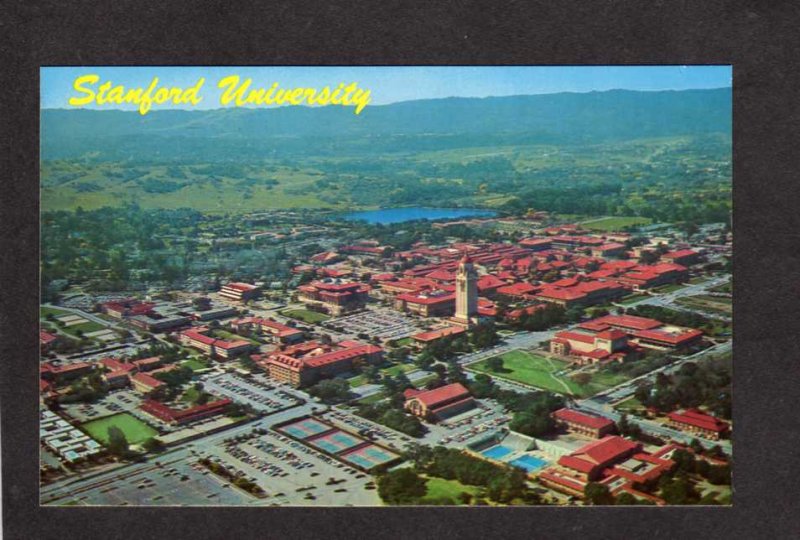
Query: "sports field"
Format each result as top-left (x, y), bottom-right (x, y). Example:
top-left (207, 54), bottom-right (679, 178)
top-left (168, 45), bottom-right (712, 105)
top-left (81, 413), bottom-right (158, 445)
top-left (280, 308), bottom-right (330, 324)
top-left (581, 216), bottom-right (652, 232)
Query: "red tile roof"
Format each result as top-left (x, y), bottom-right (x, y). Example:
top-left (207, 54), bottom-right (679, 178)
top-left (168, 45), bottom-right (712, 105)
top-left (554, 330), bottom-right (596, 345)
top-left (634, 328), bottom-right (703, 345)
top-left (39, 331), bottom-right (58, 345)
top-left (412, 326), bottom-right (466, 343)
top-left (406, 383), bottom-right (470, 408)
top-left (667, 409), bottom-right (729, 432)
top-left (554, 408), bottom-right (614, 430)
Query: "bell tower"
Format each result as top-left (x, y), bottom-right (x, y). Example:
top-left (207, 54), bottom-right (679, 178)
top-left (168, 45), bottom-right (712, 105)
top-left (453, 252), bottom-right (478, 326)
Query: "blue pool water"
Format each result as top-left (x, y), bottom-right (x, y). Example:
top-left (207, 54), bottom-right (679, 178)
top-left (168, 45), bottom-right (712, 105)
top-left (481, 445), bottom-right (514, 460)
top-left (510, 455), bottom-right (548, 472)
top-left (337, 207), bottom-right (496, 224)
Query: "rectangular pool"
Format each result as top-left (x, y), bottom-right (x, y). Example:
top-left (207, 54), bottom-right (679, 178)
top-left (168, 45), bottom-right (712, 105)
top-left (481, 445), bottom-right (513, 461)
top-left (509, 454), bottom-right (548, 472)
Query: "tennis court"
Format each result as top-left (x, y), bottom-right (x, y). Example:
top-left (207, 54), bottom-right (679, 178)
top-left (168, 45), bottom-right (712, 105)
top-left (279, 417), bottom-right (331, 440)
top-left (342, 444), bottom-right (400, 469)
top-left (308, 430), bottom-right (363, 454)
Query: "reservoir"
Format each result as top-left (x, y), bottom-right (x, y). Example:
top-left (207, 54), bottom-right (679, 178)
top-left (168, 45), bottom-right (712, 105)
top-left (338, 207), bottom-right (496, 224)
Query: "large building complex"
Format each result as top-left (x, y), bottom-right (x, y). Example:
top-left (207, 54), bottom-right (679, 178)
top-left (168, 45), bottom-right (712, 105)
top-left (257, 340), bottom-right (383, 387)
top-left (219, 282), bottom-right (261, 303)
top-left (297, 280), bottom-right (371, 316)
top-left (666, 409), bottom-right (729, 441)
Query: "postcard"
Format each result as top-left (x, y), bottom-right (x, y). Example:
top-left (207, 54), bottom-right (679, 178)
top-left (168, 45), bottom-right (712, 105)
top-left (38, 66), bottom-right (732, 507)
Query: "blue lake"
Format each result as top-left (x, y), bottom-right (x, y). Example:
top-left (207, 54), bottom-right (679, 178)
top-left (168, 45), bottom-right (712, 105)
top-left (337, 207), bottom-right (496, 224)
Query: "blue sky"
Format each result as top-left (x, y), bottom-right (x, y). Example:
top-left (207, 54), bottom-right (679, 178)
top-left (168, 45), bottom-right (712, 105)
top-left (41, 65), bottom-right (731, 110)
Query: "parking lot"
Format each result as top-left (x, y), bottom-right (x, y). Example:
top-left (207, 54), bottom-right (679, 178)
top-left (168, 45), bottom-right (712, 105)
top-left (200, 372), bottom-right (302, 413)
top-left (62, 388), bottom-right (145, 424)
top-left (328, 308), bottom-right (422, 341)
top-left (52, 455), bottom-right (254, 506)
top-left (203, 425), bottom-right (382, 505)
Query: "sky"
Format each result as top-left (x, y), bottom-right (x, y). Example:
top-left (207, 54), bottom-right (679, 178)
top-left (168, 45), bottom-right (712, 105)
top-left (41, 65), bottom-right (731, 111)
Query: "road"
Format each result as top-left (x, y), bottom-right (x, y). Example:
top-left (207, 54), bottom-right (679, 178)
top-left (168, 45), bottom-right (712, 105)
top-left (616, 275), bottom-right (732, 321)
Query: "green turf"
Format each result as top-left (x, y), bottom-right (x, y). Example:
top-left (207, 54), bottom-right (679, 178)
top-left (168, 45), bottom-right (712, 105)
top-left (421, 477), bottom-right (481, 502)
top-left (394, 337), bottom-right (413, 347)
top-left (581, 216), bottom-right (652, 232)
top-left (81, 413), bottom-right (158, 445)
top-left (280, 309), bottom-right (330, 324)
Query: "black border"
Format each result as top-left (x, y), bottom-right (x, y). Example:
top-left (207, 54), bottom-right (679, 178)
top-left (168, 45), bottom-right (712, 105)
top-left (3, 1), bottom-right (800, 538)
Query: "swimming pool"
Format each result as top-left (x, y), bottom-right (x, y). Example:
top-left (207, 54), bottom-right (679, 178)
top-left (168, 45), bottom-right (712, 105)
top-left (509, 454), bottom-right (548, 472)
top-left (481, 445), bottom-right (514, 460)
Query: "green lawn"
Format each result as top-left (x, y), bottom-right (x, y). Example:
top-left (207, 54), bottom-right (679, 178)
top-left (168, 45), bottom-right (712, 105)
top-left (470, 350), bottom-right (629, 398)
top-left (581, 216), bottom-right (652, 232)
top-left (356, 393), bottom-right (387, 405)
top-left (394, 337), bottom-right (413, 347)
top-left (67, 321), bottom-right (106, 334)
top-left (412, 374), bottom-right (438, 388)
top-left (40, 306), bottom-right (71, 318)
top-left (653, 283), bottom-right (685, 294)
top-left (211, 329), bottom-right (262, 346)
top-left (181, 358), bottom-right (210, 372)
top-left (281, 308), bottom-right (330, 324)
top-left (588, 369), bottom-right (631, 389)
top-left (618, 294), bottom-right (649, 305)
top-left (181, 387), bottom-right (200, 403)
top-left (81, 413), bottom-right (158, 445)
top-left (382, 364), bottom-right (416, 377)
top-left (615, 396), bottom-right (644, 413)
top-left (421, 477), bottom-right (481, 503)
top-left (347, 374), bottom-right (368, 387)
top-left (675, 296), bottom-right (731, 315)
top-left (470, 350), bottom-right (584, 396)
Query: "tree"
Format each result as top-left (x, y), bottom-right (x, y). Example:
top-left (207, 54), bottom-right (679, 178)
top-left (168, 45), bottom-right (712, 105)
top-left (585, 482), bottom-right (614, 505)
top-left (307, 379), bottom-right (353, 404)
top-left (142, 437), bottom-right (165, 453)
top-left (486, 357), bottom-right (504, 372)
top-left (363, 365), bottom-right (381, 384)
top-left (615, 492), bottom-right (639, 505)
top-left (107, 426), bottom-right (129, 457)
top-left (377, 468), bottom-right (427, 505)
top-left (571, 372), bottom-right (592, 387)
top-left (509, 411), bottom-right (554, 438)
